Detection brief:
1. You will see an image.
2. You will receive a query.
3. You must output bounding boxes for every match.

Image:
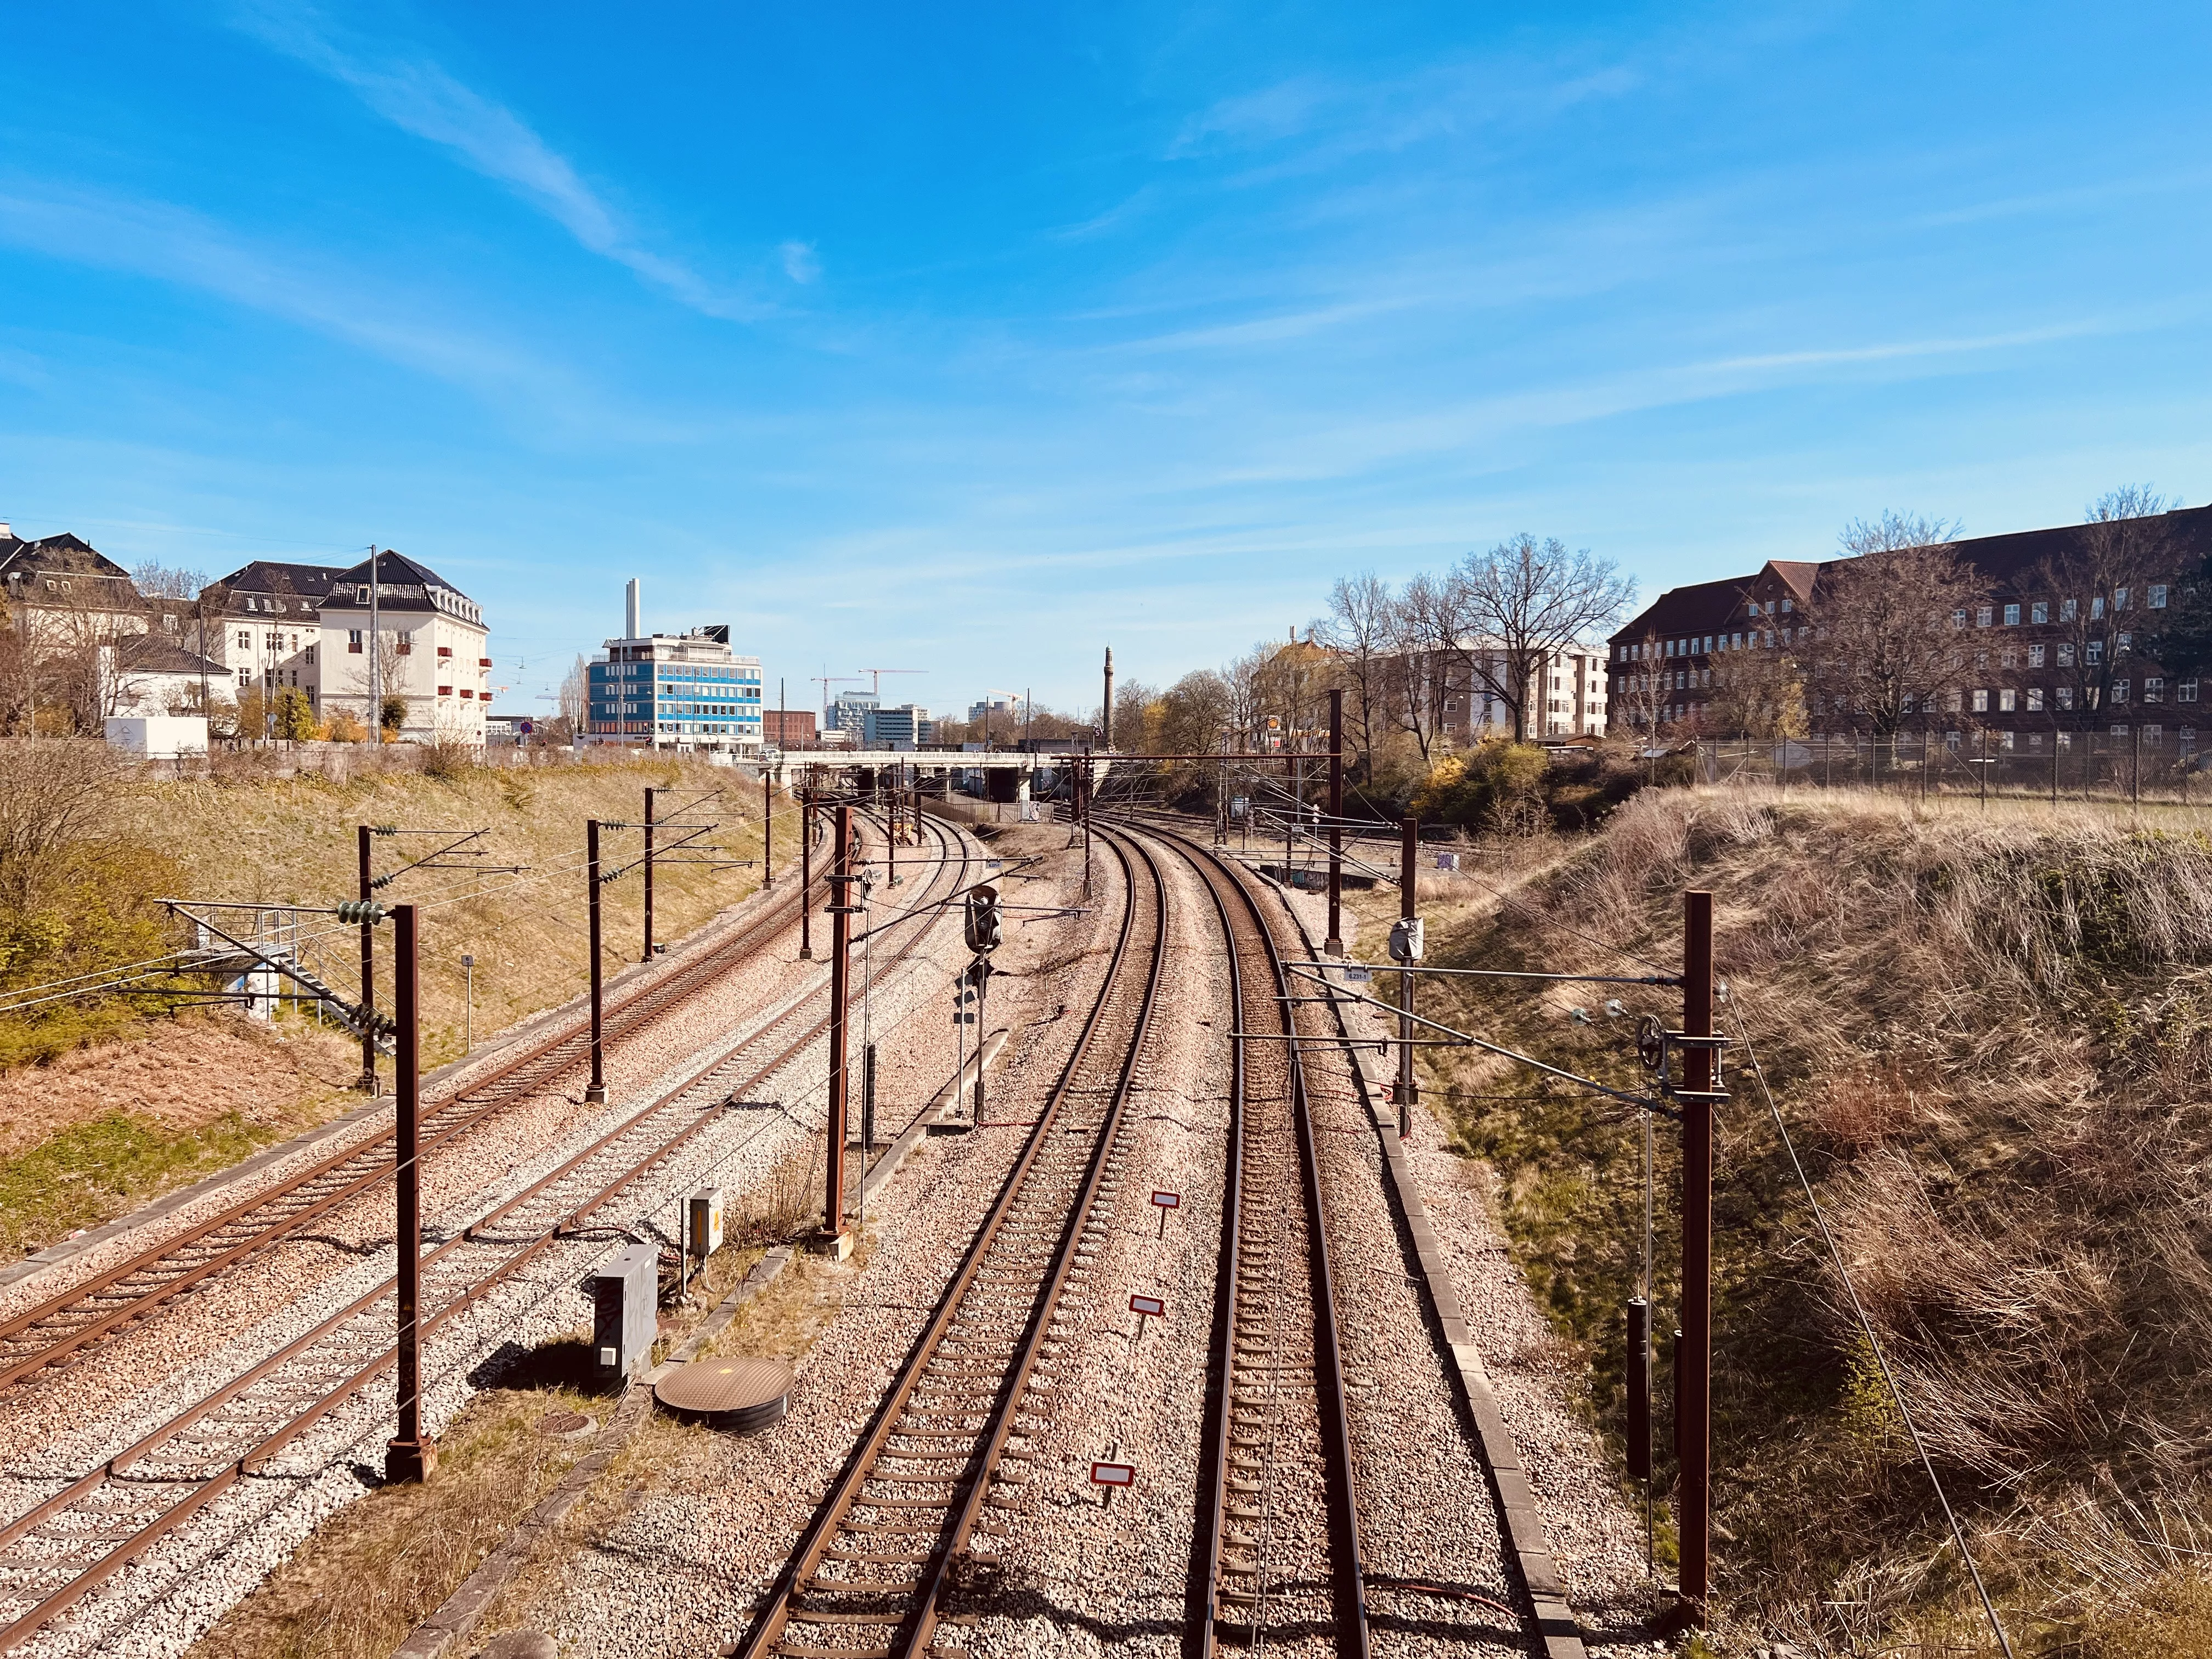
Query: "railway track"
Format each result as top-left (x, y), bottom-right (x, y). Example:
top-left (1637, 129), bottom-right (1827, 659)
top-left (0, 807), bottom-right (975, 1657)
top-left (0, 808), bottom-right (844, 1396)
top-left (733, 822), bottom-right (1166, 1659)
top-left (1132, 820), bottom-right (1369, 1656)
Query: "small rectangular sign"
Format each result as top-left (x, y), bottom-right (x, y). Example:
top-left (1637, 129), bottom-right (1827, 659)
top-left (1150, 1190), bottom-right (1180, 1209)
top-left (1343, 967), bottom-right (1372, 984)
top-left (1090, 1461), bottom-right (1136, 1487)
top-left (1435, 851), bottom-right (1460, 871)
top-left (1129, 1294), bottom-right (1165, 1318)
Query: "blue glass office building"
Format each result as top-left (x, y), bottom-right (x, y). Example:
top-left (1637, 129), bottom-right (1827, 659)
top-left (586, 624), bottom-right (764, 751)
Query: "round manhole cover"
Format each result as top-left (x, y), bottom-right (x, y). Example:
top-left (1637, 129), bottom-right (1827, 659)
top-left (534, 1410), bottom-right (593, 1438)
top-left (654, 1356), bottom-right (793, 1431)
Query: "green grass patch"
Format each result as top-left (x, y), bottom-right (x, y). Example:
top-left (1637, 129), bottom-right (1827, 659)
top-left (0, 1109), bottom-right (280, 1259)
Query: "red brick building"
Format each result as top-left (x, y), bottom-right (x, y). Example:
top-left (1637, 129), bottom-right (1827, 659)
top-left (1607, 505), bottom-right (2212, 748)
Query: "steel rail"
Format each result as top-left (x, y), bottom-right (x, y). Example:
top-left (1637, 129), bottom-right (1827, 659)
top-left (0, 811), bottom-right (840, 1394)
top-left (0, 814), bottom-right (974, 1654)
top-left (733, 823), bottom-right (1167, 1659)
top-left (1130, 817), bottom-right (1371, 1657)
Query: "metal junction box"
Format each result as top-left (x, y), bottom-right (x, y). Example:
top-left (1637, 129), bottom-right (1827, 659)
top-left (591, 1243), bottom-right (658, 1379)
top-left (687, 1188), bottom-right (726, 1258)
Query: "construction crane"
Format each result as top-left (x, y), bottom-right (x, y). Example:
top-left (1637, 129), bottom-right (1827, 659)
top-left (857, 668), bottom-right (924, 697)
top-left (811, 673), bottom-right (862, 710)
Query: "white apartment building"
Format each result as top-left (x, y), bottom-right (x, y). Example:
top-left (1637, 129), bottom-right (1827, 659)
top-left (1422, 645), bottom-right (1610, 741)
top-left (316, 551), bottom-right (491, 743)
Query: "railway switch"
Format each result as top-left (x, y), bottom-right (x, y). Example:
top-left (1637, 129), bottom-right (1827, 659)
top-left (591, 1243), bottom-right (658, 1378)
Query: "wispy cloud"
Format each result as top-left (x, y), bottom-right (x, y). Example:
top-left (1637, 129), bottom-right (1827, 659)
top-left (0, 177), bottom-right (695, 437)
top-left (1167, 52), bottom-right (1644, 178)
top-left (1051, 185), bottom-right (1159, 244)
top-left (777, 240), bottom-right (821, 284)
top-left (228, 3), bottom-right (774, 320)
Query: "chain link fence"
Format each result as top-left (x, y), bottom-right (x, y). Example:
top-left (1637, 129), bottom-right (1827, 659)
top-left (1696, 729), bottom-right (2212, 805)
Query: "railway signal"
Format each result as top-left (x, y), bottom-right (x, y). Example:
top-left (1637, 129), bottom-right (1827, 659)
top-left (962, 884), bottom-right (1002, 1118)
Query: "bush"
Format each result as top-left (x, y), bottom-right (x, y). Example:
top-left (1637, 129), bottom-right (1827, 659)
top-left (1410, 738), bottom-right (1550, 832)
top-left (274, 687), bottom-right (317, 743)
top-left (0, 741), bottom-right (183, 1062)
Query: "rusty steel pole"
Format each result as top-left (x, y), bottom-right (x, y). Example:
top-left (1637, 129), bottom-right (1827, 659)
top-left (822, 805), bottom-right (854, 1245)
top-left (642, 786), bottom-right (656, 958)
top-left (799, 786), bottom-right (815, 960)
top-left (585, 819), bottom-right (607, 1105)
top-left (385, 902), bottom-right (436, 1483)
top-left (1326, 688), bottom-right (1344, 955)
top-left (763, 766), bottom-right (774, 885)
top-left (1679, 889), bottom-right (1716, 1617)
top-left (1397, 815), bottom-right (1417, 1137)
top-left (356, 823), bottom-right (377, 1094)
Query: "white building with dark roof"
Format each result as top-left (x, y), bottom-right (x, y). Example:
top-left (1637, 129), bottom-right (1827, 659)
top-left (316, 550), bottom-right (490, 743)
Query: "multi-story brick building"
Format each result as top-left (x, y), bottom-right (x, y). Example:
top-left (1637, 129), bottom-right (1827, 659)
top-left (1607, 505), bottom-right (2212, 748)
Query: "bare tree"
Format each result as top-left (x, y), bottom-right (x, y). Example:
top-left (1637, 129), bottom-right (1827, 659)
top-left (129, 562), bottom-right (206, 600)
top-left (1415, 535), bottom-right (1633, 742)
top-left (1381, 577), bottom-right (1443, 763)
top-left (1615, 628), bottom-right (1666, 739)
top-left (1249, 633), bottom-right (1330, 751)
top-left (0, 740), bottom-right (128, 910)
top-left (1708, 629), bottom-right (1807, 739)
top-left (1801, 512), bottom-right (1980, 739)
top-left (560, 654), bottom-right (590, 727)
top-left (1222, 642), bottom-right (1271, 751)
top-left (1312, 574), bottom-right (1394, 778)
top-left (2032, 486), bottom-right (2180, 736)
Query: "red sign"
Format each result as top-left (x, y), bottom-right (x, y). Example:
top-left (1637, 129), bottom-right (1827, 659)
top-left (1150, 1190), bottom-right (1180, 1209)
top-left (1090, 1461), bottom-right (1136, 1487)
top-left (1129, 1294), bottom-right (1165, 1318)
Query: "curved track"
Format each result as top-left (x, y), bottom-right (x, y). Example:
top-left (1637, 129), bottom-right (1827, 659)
top-left (1130, 819), bottom-right (1370, 1657)
top-left (0, 809), bottom-right (844, 1395)
top-left (734, 821), bottom-right (1167, 1659)
top-left (0, 805), bottom-right (974, 1656)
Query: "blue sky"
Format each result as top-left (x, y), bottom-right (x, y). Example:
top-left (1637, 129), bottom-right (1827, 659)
top-left (4, 3), bottom-right (2210, 720)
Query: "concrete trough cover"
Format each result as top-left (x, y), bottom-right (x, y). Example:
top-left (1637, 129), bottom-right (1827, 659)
top-left (654, 1355), bottom-right (793, 1431)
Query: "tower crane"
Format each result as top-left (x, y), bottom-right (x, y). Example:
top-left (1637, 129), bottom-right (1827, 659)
top-left (857, 668), bottom-right (924, 697)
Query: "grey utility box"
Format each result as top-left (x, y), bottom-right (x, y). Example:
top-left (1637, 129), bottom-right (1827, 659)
top-left (591, 1243), bottom-right (659, 1379)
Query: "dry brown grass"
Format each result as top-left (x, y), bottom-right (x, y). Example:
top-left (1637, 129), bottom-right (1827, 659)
top-left (1409, 783), bottom-right (2212, 1650)
top-left (125, 753), bottom-right (769, 1077)
top-left (0, 756), bottom-right (777, 1258)
top-left (190, 1385), bottom-right (600, 1659)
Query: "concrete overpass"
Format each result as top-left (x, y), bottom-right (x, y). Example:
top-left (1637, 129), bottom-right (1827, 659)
top-left (760, 748), bottom-right (1115, 802)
